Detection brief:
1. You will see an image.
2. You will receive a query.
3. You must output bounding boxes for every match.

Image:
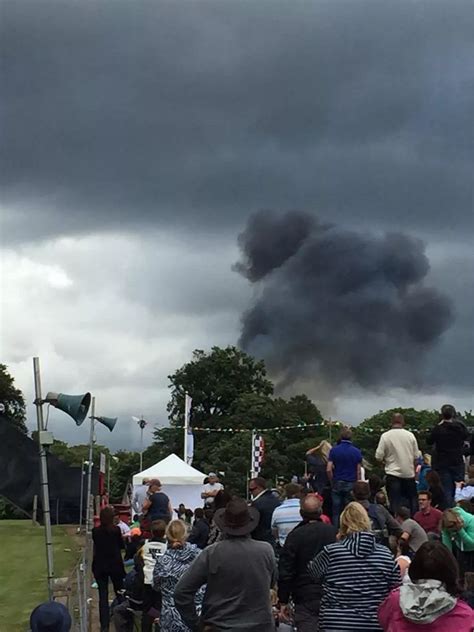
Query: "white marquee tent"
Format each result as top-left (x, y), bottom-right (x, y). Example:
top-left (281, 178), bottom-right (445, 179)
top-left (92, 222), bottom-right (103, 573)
top-left (132, 454), bottom-right (206, 515)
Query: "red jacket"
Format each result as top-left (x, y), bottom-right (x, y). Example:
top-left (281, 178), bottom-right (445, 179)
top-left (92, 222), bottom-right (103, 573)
top-left (379, 588), bottom-right (473, 632)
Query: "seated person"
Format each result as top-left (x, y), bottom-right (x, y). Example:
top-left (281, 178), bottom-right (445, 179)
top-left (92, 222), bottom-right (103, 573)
top-left (396, 506), bottom-right (428, 555)
top-left (379, 541), bottom-right (473, 631)
top-left (413, 491), bottom-right (443, 536)
top-left (455, 468), bottom-right (474, 503)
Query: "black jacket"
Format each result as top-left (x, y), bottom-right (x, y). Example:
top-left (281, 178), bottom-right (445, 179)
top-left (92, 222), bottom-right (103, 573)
top-left (428, 420), bottom-right (469, 468)
top-left (251, 490), bottom-right (281, 545)
top-left (278, 520), bottom-right (337, 606)
top-left (92, 525), bottom-right (125, 578)
top-left (188, 518), bottom-right (210, 549)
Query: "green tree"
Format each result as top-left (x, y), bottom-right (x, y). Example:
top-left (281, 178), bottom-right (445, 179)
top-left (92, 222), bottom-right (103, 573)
top-left (167, 346), bottom-right (273, 427)
top-left (0, 364), bottom-right (27, 434)
top-left (109, 451), bottom-right (140, 503)
top-left (353, 408), bottom-right (440, 475)
top-left (149, 348), bottom-right (327, 496)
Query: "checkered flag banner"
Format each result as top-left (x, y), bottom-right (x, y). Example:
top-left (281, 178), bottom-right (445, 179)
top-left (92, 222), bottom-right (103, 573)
top-left (252, 433), bottom-right (265, 475)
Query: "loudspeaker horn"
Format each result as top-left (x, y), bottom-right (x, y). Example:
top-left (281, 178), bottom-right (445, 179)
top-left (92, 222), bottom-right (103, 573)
top-left (45, 391), bottom-right (91, 426)
top-left (95, 416), bottom-right (117, 432)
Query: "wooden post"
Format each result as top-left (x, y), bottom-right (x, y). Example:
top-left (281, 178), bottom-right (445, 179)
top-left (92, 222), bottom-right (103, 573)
top-left (32, 494), bottom-right (38, 525)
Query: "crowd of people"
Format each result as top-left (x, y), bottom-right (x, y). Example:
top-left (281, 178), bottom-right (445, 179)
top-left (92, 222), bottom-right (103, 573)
top-left (29, 404), bottom-right (474, 632)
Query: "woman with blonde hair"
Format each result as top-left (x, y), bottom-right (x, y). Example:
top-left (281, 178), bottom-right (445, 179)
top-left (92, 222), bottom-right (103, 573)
top-left (309, 502), bottom-right (401, 631)
top-left (306, 440), bottom-right (332, 494)
top-left (153, 520), bottom-right (202, 631)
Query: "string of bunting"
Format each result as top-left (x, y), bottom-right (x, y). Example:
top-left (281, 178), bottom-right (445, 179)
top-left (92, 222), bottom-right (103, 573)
top-left (171, 422), bottom-right (433, 434)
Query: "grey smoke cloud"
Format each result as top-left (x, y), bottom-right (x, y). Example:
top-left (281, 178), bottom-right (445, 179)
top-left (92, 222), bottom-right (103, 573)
top-left (237, 210), bottom-right (454, 391)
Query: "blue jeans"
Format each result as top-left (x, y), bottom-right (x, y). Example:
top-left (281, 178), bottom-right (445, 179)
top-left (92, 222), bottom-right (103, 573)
top-left (332, 480), bottom-right (354, 527)
top-left (436, 465), bottom-right (465, 507)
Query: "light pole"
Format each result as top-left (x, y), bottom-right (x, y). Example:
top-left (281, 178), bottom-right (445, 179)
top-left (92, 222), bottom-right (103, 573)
top-left (138, 418), bottom-right (147, 471)
top-left (32, 357), bottom-right (91, 600)
top-left (33, 357), bottom-right (54, 601)
top-left (85, 398), bottom-right (96, 534)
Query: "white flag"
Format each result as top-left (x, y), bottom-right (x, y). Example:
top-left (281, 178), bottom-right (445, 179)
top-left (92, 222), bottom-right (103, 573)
top-left (185, 394), bottom-right (194, 464)
top-left (186, 428), bottom-right (194, 465)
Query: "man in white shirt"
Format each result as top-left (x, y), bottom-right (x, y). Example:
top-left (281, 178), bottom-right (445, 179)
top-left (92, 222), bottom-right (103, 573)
top-left (271, 483), bottom-right (302, 547)
top-left (132, 477), bottom-right (150, 516)
top-left (201, 472), bottom-right (224, 508)
top-left (376, 413), bottom-right (419, 516)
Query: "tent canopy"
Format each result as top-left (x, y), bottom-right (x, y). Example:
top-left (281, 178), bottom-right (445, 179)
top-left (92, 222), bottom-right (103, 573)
top-left (132, 453), bottom-right (205, 486)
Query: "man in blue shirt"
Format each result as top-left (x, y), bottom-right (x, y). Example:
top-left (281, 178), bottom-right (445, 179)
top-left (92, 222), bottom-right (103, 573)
top-left (327, 428), bottom-right (362, 527)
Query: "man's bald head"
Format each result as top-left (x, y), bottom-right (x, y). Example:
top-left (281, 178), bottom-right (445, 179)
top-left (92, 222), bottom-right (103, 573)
top-left (300, 494), bottom-right (322, 521)
top-left (392, 413), bottom-right (405, 427)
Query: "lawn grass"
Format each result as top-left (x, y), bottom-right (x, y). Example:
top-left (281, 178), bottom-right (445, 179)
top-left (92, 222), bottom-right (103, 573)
top-left (0, 520), bottom-right (81, 632)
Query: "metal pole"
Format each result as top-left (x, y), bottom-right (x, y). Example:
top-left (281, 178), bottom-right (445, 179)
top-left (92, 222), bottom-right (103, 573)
top-left (140, 424), bottom-right (144, 471)
top-left (33, 357), bottom-right (54, 600)
top-left (107, 457), bottom-right (111, 496)
top-left (79, 460), bottom-right (84, 530)
top-left (250, 430), bottom-right (256, 479)
top-left (85, 397), bottom-right (95, 534)
top-left (137, 418), bottom-right (147, 471)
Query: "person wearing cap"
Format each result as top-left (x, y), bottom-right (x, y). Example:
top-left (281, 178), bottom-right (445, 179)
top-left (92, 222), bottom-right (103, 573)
top-left (201, 472), bottom-right (224, 508)
top-left (143, 479), bottom-right (172, 523)
top-left (174, 497), bottom-right (277, 631)
top-left (30, 601), bottom-right (71, 632)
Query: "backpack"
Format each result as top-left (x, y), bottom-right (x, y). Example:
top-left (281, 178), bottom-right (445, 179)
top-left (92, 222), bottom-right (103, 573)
top-left (367, 503), bottom-right (389, 545)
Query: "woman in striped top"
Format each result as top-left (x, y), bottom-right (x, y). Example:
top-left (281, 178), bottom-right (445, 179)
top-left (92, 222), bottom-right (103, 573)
top-left (308, 501), bottom-right (401, 631)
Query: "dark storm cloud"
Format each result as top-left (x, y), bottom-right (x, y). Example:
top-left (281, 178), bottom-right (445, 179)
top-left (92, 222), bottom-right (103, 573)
top-left (237, 210), bottom-right (454, 391)
top-left (1, 0), bottom-right (474, 242)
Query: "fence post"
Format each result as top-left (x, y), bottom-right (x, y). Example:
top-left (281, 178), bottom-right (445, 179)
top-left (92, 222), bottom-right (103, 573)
top-left (32, 495), bottom-right (38, 525)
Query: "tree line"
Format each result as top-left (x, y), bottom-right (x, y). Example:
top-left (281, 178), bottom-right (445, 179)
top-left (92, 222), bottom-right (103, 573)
top-left (1, 354), bottom-right (472, 509)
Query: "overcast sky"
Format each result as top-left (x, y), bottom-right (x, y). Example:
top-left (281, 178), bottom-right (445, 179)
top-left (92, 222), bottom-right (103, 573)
top-left (1, 0), bottom-right (473, 451)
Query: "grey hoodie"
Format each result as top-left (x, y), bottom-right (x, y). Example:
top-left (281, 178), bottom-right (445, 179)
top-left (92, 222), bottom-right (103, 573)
top-left (399, 579), bottom-right (457, 623)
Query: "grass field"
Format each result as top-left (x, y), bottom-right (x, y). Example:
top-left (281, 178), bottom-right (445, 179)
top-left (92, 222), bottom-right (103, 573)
top-left (0, 520), bottom-right (81, 632)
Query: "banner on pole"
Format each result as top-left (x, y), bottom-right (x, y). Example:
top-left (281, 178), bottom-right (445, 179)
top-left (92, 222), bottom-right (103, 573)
top-left (252, 434), bottom-right (265, 475)
top-left (99, 453), bottom-right (106, 474)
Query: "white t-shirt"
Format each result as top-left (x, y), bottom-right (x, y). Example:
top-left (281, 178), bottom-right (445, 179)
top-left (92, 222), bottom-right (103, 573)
top-left (375, 428), bottom-right (419, 478)
top-left (142, 539), bottom-right (167, 584)
top-left (203, 482), bottom-right (223, 505)
top-left (117, 520), bottom-right (131, 537)
top-left (132, 484), bottom-right (148, 515)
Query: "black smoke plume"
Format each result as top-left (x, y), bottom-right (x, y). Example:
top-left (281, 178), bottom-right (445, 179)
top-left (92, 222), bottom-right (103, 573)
top-left (236, 210), bottom-right (454, 391)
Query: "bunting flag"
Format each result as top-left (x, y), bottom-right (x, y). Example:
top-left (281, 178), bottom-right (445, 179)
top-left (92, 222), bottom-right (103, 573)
top-left (172, 421), bottom-right (436, 434)
top-left (252, 434), bottom-right (265, 475)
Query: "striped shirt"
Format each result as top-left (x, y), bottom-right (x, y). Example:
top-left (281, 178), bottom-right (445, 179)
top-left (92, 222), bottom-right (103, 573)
top-left (271, 499), bottom-right (301, 547)
top-left (308, 531), bottom-right (401, 631)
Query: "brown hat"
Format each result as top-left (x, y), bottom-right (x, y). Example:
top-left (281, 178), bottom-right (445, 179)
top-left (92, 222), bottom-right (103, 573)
top-left (213, 498), bottom-right (259, 536)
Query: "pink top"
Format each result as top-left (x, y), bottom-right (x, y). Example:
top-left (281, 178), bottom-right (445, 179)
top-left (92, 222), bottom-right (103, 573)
top-left (379, 590), bottom-right (474, 632)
